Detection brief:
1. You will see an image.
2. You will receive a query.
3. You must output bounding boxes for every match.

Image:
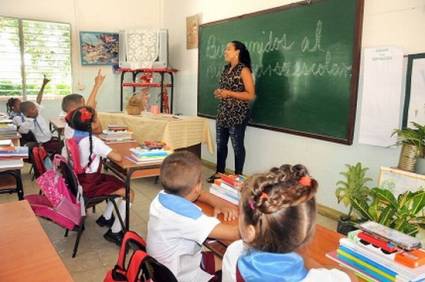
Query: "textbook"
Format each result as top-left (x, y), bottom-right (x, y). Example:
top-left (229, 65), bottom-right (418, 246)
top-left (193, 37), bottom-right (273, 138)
top-left (0, 146), bottom-right (28, 157)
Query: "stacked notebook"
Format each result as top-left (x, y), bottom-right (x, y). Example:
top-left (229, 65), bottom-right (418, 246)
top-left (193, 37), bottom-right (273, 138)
top-left (327, 230), bottom-right (425, 282)
top-left (209, 174), bottom-right (245, 205)
top-left (0, 142), bottom-right (28, 158)
top-left (99, 125), bottom-right (134, 143)
top-left (127, 147), bottom-right (171, 165)
top-left (0, 122), bottom-right (19, 139)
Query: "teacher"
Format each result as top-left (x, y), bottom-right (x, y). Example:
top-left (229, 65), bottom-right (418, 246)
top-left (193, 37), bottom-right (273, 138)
top-left (208, 40), bottom-right (256, 183)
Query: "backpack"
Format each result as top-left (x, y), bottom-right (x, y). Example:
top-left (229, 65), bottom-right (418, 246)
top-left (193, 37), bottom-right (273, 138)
top-left (31, 145), bottom-right (53, 178)
top-left (104, 231), bottom-right (177, 282)
top-left (65, 138), bottom-right (85, 174)
top-left (25, 155), bottom-right (85, 230)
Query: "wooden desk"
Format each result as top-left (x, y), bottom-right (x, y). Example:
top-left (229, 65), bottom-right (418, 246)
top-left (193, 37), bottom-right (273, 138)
top-left (49, 117), bottom-right (66, 143)
top-left (0, 200), bottom-right (72, 281)
top-left (196, 200), bottom-right (361, 280)
top-left (103, 142), bottom-right (162, 231)
top-left (98, 112), bottom-right (214, 155)
top-left (0, 159), bottom-right (24, 200)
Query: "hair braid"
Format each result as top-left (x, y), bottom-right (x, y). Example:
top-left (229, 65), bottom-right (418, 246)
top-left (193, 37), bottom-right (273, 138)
top-left (87, 124), bottom-right (94, 169)
top-left (241, 164), bottom-right (318, 253)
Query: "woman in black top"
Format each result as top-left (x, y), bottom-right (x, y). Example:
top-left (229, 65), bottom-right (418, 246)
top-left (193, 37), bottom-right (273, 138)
top-left (208, 41), bottom-right (255, 183)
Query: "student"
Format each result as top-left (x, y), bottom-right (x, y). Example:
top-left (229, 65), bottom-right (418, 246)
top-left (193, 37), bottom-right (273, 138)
top-left (147, 151), bottom-right (240, 282)
top-left (62, 69), bottom-right (105, 138)
top-left (221, 164), bottom-right (351, 282)
top-left (67, 106), bottom-right (134, 245)
top-left (18, 77), bottom-right (63, 153)
top-left (8, 76), bottom-right (49, 127)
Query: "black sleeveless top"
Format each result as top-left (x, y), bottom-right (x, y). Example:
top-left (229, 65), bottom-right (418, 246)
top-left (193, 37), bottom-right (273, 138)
top-left (216, 63), bottom-right (250, 128)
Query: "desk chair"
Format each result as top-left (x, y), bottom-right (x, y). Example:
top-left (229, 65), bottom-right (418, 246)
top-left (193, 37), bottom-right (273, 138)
top-left (60, 159), bottom-right (125, 257)
top-left (0, 170), bottom-right (24, 200)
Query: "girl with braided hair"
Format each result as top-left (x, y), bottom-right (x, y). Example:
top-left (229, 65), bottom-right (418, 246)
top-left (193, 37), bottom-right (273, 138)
top-left (67, 106), bottom-right (135, 245)
top-left (222, 164), bottom-right (350, 282)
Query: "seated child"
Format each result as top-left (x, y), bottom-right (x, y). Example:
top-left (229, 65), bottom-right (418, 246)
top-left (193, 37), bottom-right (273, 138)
top-left (8, 76), bottom-right (49, 144)
top-left (7, 75), bottom-right (49, 126)
top-left (67, 106), bottom-right (134, 245)
top-left (61, 69), bottom-right (105, 138)
top-left (221, 164), bottom-right (351, 282)
top-left (147, 151), bottom-right (240, 282)
top-left (19, 101), bottom-right (60, 153)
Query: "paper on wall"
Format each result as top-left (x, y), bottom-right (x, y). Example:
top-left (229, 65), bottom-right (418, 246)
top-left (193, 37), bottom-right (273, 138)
top-left (358, 47), bottom-right (404, 147)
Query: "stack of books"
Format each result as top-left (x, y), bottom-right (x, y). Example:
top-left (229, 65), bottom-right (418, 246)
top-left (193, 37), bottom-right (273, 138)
top-left (127, 147), bottom-right (171, 165)
top-left (327, 229), bottom-right (425, 282)
top-left (0, 142), bottom-right (29, 158)
top-left (0, 122), bottom-right (19, 139)
top-left (98, 125), bottom-right (134, 143)
top-left (209, 174), bottom-right (245, 205)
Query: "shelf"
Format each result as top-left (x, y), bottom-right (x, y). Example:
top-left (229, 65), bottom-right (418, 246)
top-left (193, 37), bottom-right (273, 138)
top-left (118, 67), bottom-right (178, 73)
top-left (122, 82), bottom-right (173, 88)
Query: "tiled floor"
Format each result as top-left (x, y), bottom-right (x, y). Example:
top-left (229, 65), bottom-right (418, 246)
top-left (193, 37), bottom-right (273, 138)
top-left (1, 164), bottom-right (338, 282)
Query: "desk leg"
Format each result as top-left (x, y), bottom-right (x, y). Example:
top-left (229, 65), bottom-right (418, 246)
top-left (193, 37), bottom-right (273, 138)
top-left (125, 169), bottom-right (134, 231)
top-left (16, 170), bottom-right (23, 200)
top-left (160, 73), bottom-right (165, 113)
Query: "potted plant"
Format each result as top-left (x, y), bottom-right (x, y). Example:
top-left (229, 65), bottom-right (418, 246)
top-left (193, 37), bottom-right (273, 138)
top-left (392, 122), bottom-right (425, 173)
top-left (335, 162), bottom-right (372, 235)
top-left (351, 187), bottom-right (425, 236)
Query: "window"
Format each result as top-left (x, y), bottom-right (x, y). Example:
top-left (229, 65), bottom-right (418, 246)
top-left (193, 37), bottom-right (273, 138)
top-left (0, 16), bottom-right (72, 98)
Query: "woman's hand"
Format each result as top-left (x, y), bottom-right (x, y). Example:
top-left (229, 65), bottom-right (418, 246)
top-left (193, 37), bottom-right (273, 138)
top-left (214, 88), bottom-right (231, 99)
top-left (214, 202), bottom-right (238, 221)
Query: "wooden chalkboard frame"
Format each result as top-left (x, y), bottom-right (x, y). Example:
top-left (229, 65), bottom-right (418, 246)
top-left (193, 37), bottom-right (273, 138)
top-left (197, 0), bottom-right (364, 145)
top-left (402, 53), bottom-right (425, 128)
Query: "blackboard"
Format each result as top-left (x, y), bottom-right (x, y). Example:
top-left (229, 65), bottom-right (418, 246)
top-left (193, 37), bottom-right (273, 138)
top-left (197, 0), bottom-right (364, 144)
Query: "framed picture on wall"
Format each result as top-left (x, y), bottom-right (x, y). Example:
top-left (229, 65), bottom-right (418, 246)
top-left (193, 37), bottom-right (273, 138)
top-left (186, 14), bottom-right (200, 49)
top-left (403, 53), bottom-right (425, 128)
top-left (79, 31), bottom-right (119, 65)
top-left (378, 166), bottom-right (425, 196)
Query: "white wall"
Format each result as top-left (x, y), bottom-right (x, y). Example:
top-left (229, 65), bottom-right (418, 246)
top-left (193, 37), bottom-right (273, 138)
top-left (162, 0), bottom-right (425, 212)
top-left (0, 0), bottom-right (162, 120)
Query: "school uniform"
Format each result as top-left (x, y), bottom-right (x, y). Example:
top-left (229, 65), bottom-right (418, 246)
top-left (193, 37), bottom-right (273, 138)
top-left (222, 240), bottom-right (350, 282)
top-left (18, 104), bottom-right (59, 153)
top-left (10, 112), bottom-right (25, 127)
top-left (147, 191), bottom-right (220, 282)
top-left (74, 132), bottom-right (124, 198)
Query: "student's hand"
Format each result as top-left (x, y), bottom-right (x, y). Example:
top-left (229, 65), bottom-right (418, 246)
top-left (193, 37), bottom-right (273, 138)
top-left (213, 202), bottom-right (238, 221)
top-left (94, 69), bottom-right (106, 87)
top-left (42, 75), bottom-right (50, 85)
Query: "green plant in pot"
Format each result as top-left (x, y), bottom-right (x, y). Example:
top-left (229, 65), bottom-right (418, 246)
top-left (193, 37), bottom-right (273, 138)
top-left (351, 187), bottom-right (425, 236)
top-left (392, 122), bottom-right (425, 173)
top-left (335, 162), bottom-right (372, 235)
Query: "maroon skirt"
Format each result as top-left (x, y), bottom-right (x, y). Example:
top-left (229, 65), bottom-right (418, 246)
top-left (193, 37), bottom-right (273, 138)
top-left (78, 172), bottom-right (125, 198)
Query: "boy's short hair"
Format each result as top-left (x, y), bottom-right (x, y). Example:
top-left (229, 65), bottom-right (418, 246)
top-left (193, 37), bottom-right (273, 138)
top-left (62, 94), bottom-right (84, 112)
top-left (160, 151), bottom-right (202, 196)
top-left (20, 101), bottom-right (36, 116)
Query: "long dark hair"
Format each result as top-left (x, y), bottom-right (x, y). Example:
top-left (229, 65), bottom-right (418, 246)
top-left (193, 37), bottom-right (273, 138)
top-left (241, 164), bottom-right (318, 253)
top-left (68, 106), bottom-right (96, 168)
top-left (6, 98), bottom-right (20, 114)
top-left (231, 40), bottom-right (252, 72)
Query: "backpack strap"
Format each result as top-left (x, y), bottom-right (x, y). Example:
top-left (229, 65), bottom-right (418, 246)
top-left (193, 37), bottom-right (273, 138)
top-left (236, 266), bottom-right (245, 282)
top-left (126, 250), bottom-right (149, 282)
top-left (116, 231), bottom-right (147, 270)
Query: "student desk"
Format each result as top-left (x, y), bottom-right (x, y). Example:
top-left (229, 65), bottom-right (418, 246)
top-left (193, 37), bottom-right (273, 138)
top-left (103, 141), bottom-right (162, 231)
top-left (49, 117), bottom-right (66, 143)
top-left (0, 200), bottom-right (72, 282)
top-left (98, 112), bottom-right (214, 156)
top-left (0, 159), bottom-right (24, 200)
top-left (196, 201), bottom-right (362, 281)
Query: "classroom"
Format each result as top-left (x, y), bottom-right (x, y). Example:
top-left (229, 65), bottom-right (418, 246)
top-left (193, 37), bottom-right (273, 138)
top-left (0, 0), bottom-right (425, 281)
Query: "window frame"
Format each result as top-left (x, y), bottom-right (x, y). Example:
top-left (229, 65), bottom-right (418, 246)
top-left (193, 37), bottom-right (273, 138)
top-left (0, 15), bottom-right (73, 101)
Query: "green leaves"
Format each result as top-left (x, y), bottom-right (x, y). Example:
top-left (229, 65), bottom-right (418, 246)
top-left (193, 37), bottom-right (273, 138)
top-left (335, 163), bottom-right (372, 218)
top-left (392, 122), bottom-right (425, 157)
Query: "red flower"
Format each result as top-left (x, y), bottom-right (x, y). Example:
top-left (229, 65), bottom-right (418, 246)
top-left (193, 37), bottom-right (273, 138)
top-left (80, 108), bottom-right (92, 122)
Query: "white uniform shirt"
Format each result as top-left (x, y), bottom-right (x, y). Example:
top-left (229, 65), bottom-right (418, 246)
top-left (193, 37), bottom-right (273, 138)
top-left (12, 114), bottom-right (25, 127)
top-left (147, 191), bottom-right (221, 282)
top-left (222, 240), bottom-right (351, 282)
top-left (78, 135), bottom-right (111, 173)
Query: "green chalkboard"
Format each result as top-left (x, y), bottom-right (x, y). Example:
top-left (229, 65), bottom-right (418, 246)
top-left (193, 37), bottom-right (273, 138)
top-left (197, 0), bottom-right (364, 144)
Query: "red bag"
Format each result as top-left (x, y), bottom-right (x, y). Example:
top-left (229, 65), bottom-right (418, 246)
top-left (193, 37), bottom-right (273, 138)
top-left (104, 231), bottom-right (177, 282)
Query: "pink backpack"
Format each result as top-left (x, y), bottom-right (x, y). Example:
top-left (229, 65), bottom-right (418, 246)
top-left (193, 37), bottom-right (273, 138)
top-left (25, 155), bottom-right (85, 230)
top-left (65, 138), bottom-right (89, 175)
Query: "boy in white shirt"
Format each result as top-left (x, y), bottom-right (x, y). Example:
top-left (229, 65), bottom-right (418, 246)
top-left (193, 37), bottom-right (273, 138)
top-left (19, 101), bottom-right (60, 153)
top-left (147, 151), bottom-right (240, 282)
